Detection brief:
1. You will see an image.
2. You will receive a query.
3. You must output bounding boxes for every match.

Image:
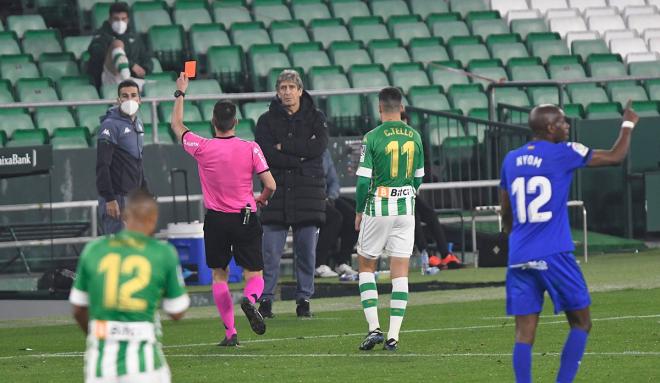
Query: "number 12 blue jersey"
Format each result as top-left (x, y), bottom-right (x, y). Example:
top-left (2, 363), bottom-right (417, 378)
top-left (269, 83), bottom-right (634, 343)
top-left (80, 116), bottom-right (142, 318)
top-left (499, 140), bottom-right (593, 265)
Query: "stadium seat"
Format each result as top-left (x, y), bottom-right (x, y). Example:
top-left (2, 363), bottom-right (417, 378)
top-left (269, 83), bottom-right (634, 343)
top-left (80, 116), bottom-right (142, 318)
top-left (449, 0), bottom-right (488, 17)
top-left (585, 102), bottom-right (621, 118)
top-left (349, 16), bottom-right (391, 45)
top-left (388, 15), bottom-right (430, 45)
top-left (629, 60), bottom-right (660, 76)
top-left (430, 19), bottom-right (470, 42)
top-left (448, 84), bottom-right (487, 114)
top-left (270, 20), bottom-right (310, 48)
top-left (489, 36), bottom-right (530, 65)
top-left (16, 78), bottom-right (58, 102)
top-left (90, 2), bottom-right (112, 30)
top-left (187, 79), bottom-right (222, 96)
top-left (0, 130), bottom-right (6, 147)
top-left (626, 52), bottom-right (660, 63)
top-left (409, 0), bottom-right (448, 16)
top-left (587, 14), bottom-right (626, 36)
top-left (292, 0), bottom-right (332, 26)
top-left (22, 29), bottom-right (62, 61)
top-left (59, 83), bottom-right (99, 101)
top-left (587, 55), bottom-right (626, 77)
top-left (329, 41), bottom-right (372, 72)
top-left (629, 100), bottom-right (659, 116)
top-left (308, 65), bottom-right (348, 90)
top-left (603, 29), bottom-right (637, 46)
top-left (408, 85), bottom-right (450, 114)
top-left (448, 37), bottom-right (490, 67)
top-left (529, 0), bottom-right (569, 15)
top-left (76, 104), bottom-right (110, 133)
top-left (38, 52), bottom-right (79, 83)
top-left (0, 109), bottom-right (35, 135)
top-left (252, 0), bottom-right (293, 27)
top-left (159, 101), bottom-right (202, 123)
top-left (471, 19), bottom-right (510, 40)
top-left (582, 6), bottom-right (618, 18)
top-left (0, 54), bottom-right (39, 84)
top-left (310, 18), bottom-right (351, 49)
top-left (409, 37), bottom-right (449, 63)
top-left (507, 9), bottom-right (542, 23)
top-left (530, 41), bottom-right (570, 63)
top-left (235, 119), bottom-right (255, 140)
top-left (565, 31), bottom-right (600, 49)
top-left (35, 107), bottom-right (76, 133)
top-left (389, 62), bottom-right (430, 93)
top-left (545, 8), bottom-right (580, 20)
top-left (607, 83), bottom-right (649, 105)
top-left (349, 63), bottom-right (390, 88)
top-left (569, 85), bottom-right (609, 106)
top-left (50, 127), bottom-right (90, 149)
top-left (528, 87), bottom-right (570, 105)
top-left (143, 77), bottom-right (176, 98)
top-left (490, 0), bottom-right (529, 18)
top-left (549, 61), bottom-right (587, 81)
top-left (610, 37), bottom-right (649, 61)
top-left (230, 21), bottom-right (272, 52)
top-left (494, 88), bottom-right (531, 108)
top-left (189, 23), bottom-right (230, 71)
top-left (368, 39), bottom-right (411, 69)
top-left (626, 14), bottom-right (660, 35)
top-left (330, 0), bottom-right (371, 24)
top-left (571, 39), bottom-right (609, 61)
top-left (568, 0), bottom-right (607, 11)
top-left (645, 79), bottom-right (660, 100)
top-left (213, 1), bottom-right (252, 26)
top-left (132, 1), bottom-right (172, 34)
top-left (428, 60), bottom-right (470, 92)
top-left (309, 66), bottom-right (362, 134)
top-left (609, 0), bottom-right (646, 10)
top-left (207, 45), bottom-right (245, 91)
top-left (548, 17), bottom-right (587, 39)
top-left (7, 128), bottom-right (48, 147)
top-left (0, 79), bottom-right (13, 103)
top-left (289, 42), bottom-right (331, 72)
top-left (469, 62), bottom-right (509, 87)
top-left (370, 0), bottom-right (411, 20)
top-left (242, 101), bottom-right (270, 124)
top-left (63, 35), bottom-right (93, 60)
top-left (6, 15), bottom-right (46, 39)
top-left (621, 4), bottom-right (657, 17)
top-left (173, 1), bottom-right (212, 31)
top-left (142, 123), bottom-right (174, 145)
top-left (510, 64), bottom-right (549, 81)
top-left (249, 44), bottom-right (290, 91)
top-left (510, 18), bottom-right (548, 39)
top-left (0, 32), bottom-right (20, 55)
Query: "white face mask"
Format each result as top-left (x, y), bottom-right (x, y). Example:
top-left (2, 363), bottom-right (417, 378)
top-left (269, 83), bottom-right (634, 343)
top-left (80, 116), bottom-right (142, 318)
top-left (111, 20), bottom-right (128, 35)
top-left (120, 100), bottom-right (140, 116)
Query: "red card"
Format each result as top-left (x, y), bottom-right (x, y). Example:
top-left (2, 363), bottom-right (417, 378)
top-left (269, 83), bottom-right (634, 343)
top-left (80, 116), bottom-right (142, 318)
top-left (184, 61), bottom-right (196, 78)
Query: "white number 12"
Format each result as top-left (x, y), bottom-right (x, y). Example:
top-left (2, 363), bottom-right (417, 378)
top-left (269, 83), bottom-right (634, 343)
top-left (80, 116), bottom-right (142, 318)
top-left (511, 176), bottom-right (553, 224)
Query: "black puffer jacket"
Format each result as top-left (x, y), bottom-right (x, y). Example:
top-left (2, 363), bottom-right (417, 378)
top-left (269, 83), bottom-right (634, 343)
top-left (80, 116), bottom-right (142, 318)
top-left (255, 91), bottom-right (329, 226)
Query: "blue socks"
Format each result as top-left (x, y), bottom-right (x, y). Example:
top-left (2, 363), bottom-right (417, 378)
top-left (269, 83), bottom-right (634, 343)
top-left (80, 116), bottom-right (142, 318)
top-left (513, 342), bottom-right (532, 383)
top-left (556, 328), bottom-right (589, 383)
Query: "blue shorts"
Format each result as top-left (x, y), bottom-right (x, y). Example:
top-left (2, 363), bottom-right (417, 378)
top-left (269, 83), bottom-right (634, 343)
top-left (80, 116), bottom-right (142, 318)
top-left (506, 252), bottom-right (591, 316)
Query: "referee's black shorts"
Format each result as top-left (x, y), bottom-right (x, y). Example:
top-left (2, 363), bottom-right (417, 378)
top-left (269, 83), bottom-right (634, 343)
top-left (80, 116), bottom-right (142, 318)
top-left (203, 209), bottom-right (264, 271)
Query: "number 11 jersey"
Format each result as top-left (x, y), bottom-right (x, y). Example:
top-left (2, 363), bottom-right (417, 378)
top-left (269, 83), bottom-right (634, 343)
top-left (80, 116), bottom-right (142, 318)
top-left (499, 140), bottom-right (593, 265)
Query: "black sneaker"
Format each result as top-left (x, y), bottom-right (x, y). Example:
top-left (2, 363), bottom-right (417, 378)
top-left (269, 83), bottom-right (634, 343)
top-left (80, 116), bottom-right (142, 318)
top-left (241, 297), bottom-right (266, 335)
top-left (296, 299), bottom-right (312, 318)
top-left (359, 328), bottom-right (384, 351)
top-left (218, 334), bottom-right (239, 347)
top-left (258, 298), bottom-right (274, 319)
top-left (383, 338), bottom-right (398, 351)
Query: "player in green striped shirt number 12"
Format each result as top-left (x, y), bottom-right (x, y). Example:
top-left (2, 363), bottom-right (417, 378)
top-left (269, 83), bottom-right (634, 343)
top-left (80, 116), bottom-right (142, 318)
top-left (354, 87), bottom-right (425, 352)
top-left (69, 190), bottom-right (190, 383)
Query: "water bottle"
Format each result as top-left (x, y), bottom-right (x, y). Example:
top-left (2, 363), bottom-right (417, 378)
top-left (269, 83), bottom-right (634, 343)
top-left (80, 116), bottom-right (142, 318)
top-left (447, 242), bottom-right (454, 254)
top-left (420, 249), bottom-right (429, 275)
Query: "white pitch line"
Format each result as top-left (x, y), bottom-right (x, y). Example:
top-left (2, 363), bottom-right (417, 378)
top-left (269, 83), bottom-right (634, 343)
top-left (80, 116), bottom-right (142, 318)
top-left (481, 314), bottom-right (660, 321)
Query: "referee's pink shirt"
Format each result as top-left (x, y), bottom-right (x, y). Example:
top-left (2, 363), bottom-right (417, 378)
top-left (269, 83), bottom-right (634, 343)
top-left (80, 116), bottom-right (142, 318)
top-left (182, 131), bottom-right (269, 213)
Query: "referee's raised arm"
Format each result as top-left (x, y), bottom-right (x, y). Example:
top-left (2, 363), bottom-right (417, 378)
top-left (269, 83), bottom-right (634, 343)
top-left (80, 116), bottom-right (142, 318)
top-left (171, 72), bottom-right (189, 142)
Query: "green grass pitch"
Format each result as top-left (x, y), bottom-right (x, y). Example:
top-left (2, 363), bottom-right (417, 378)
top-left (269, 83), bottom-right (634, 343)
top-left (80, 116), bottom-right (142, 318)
top-left (1, 252), bottom-right (659, 382)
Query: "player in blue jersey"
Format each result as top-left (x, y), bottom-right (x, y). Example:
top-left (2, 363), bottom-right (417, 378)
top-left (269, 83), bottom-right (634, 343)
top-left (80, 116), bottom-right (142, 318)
top-left (499, 102), bottom-right (638, 383)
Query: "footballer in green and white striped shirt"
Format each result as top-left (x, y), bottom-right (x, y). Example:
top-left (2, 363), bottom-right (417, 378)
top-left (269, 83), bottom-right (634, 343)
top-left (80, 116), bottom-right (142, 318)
top-left (69, 190), bottom-right (189, 383)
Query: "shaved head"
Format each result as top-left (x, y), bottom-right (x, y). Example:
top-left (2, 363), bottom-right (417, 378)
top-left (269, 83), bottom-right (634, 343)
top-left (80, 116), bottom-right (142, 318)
top-left (124, 189), bottom-right (158, 235)
top-left (528, 104), bottom-right (570, 142)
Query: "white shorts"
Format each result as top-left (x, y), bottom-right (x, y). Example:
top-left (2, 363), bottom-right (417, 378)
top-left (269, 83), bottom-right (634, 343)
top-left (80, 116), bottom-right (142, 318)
top-left (357, 214), bottom-right (415, 259)
top-left (85, 367), bottom-right (171, 383)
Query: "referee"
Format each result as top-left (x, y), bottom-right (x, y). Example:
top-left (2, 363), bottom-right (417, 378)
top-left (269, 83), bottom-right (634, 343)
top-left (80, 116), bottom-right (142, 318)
top-left (170, 73), bottom-right (276, 346)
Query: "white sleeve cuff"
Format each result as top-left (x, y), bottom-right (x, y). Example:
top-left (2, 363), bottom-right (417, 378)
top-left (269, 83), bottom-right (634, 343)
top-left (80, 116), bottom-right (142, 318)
top-left (356, 167), bottom-right (372, 178)
top-left (69, 288), bottom-right (89, 307)
top-left (414, 168), bottom-right (425, 177)
top-left (163, 294), bottom-right (190, 314)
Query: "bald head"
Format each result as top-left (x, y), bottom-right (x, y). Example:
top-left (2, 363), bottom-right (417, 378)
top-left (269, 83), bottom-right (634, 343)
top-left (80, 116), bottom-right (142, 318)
top-left (124, 189), bottom-right (158, 235)
top-left (528, 104), bottom-right (570, 142)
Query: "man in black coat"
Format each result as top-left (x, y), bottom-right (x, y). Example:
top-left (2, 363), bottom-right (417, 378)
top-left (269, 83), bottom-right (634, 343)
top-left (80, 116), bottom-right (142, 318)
top-left (255, 70), bottom-right (328, 318)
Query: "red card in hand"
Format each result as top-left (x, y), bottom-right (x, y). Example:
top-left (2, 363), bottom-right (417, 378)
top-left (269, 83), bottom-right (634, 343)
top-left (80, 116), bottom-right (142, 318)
top-left (184, 61), bottom-right (196, 78)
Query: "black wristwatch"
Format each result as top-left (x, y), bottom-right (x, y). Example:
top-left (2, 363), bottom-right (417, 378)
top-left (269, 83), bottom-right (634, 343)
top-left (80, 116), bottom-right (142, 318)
top-left (174, 90), bottom-right (185, 98)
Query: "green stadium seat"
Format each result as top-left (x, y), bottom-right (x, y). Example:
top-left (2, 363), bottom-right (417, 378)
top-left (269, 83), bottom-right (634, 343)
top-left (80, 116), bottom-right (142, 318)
top-left (349, 16), bottom-right (391, 45)
top-left (407, 85), bottom-right (450, 127)
top-left (0, 32), bottom-right (20, 55)
top-left (329, 41), bottom-right (372, 72)
top-left (585, 102), bottom-right (621, 119)
top-left (289, 42), bottom-right (331, 72)
top-left (213, 1), bottom-right (252, 27)
top-left (22, 30), bottom-right (62, 61)
top-left (76, 104), bottom-right (110, 133)
top-left (370, 0), bottom-right (411, 20)
top-left (449, 0), bottom-right (488, 17)
top-left (253, 0), bottom-right (293, 27)
top-left (63, 35), bottom-right (93, 60)
top-left (310, 18), bottom-right (351, 49)
top-left (527, 87), bottom-right (569, 105)
top-left (159, 101), bottom-right (202, 123)
top-left (38, 53), bottom-right (79, 83)
top-left (548, 63), bottom-right (587, 81)
top-left (630, 101), bottom-right (659, 117)
top-left (173, 1), bottom-right (212, 31)
top-left (510, 64), bottom-right (548, 81)
top-left (270, 20), bottom-right (310, 48)
top-left (0, 130), bottom-right (6, 147)
top-left (607, 83), bottom-right (649, 106)
top-left (309, 66), bottom-right (361, 134)
top-left (60, 83), bottom-right (99, 101)
top-left (410, 0), bottom-right (448, 16)
top-left (630, 61), bottom-right (660, 77)
top-left (389, 62), bottom-right (430, 93)
top-left (571, 39), bottom-right (609, 62)
top-left (249, 44), bottom-right (290, 91)
top-left (0, 56), bottom-right (40, 84)
top-left (530, 41), bottom-right (569, 63)
top-left (469, 64), bottom-right (508, 87)
top-left (132, 1), bottom-right (172, 34)
top-left (101, 84), bottom-right (118, 100)
top-left (7, 128), bottom-right (48, 147)
top-left (0, 109), bottom-right (35, 135)
top-left (562, 103), bottom-right (583, 119)
top-left (471, 19), bottom-right (509, 40)
top-left (428, 60), bottom-right (469, 92)
top-left (309, 65), bottom-right (348, 89)
top-left (242, 101), bottom-right (270, 124)
top-left (207, 45), bottom-right (245, 91)
top-left (448, 37), bottom-right (490, 67)
top-left (143, 77), bottom-right (176, 98)
top-left (230, 21), bottom-right (272, 52)
top-left (292, 0), bottom-right (332, 26)
top-left (7, 15), bottom-right (46, 39)
top-left (16, 78), bottom-right (58, 102)
top-left (511, 18), bottom-right (548, 39)
top-left (187, 79), bottom-right (222, 96)
top-left (50, 127), bottom-right (90, 149)
top-left (35, 107), bottom-right (76, 133)
top-left (465, 10), bottom-right (500, 25)
top-left (388, 15), bottom-right (430, 45)
top-left (430, 20), bottom-right (470, 42)
top-left (349, 64), bottom-right (390, 88)
top-left (486, 34), bottom-right (529, 66)
top-left (143, 123), bottom-right (175, 145)
top-left (409, 37), bottom-right (449, 63)
top-left (588, 61), bottom-right (626, 78)
top-left (185, 121), bottom-right (213, 138)
top-left (0, 79), bottom-right (13, 103)
top-left (368, 39), bottom-right (411, 69)
top-left (189, 23), bottom-right (230, 71)
top-left (91, 3), bottom-right (112, 30)
top-left (266, 66), bottom-right (304, 91)
top-left (330, 0), bottom-right (371, 24)
top-left (148, 24), bottom-right (184, 70)
top-left (235, 119), bottom-right (255, 140)
top-left (448, 83), bottom-right (487, 114)
top-left (493, 88), bottom-right (530, 107)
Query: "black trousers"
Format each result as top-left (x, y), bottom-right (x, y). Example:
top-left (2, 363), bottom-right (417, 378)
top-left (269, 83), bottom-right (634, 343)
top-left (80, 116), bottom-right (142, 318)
top-left (316, 197), bottom-right (358, 267)
top-left (414, 196), bottom-right (450, 257)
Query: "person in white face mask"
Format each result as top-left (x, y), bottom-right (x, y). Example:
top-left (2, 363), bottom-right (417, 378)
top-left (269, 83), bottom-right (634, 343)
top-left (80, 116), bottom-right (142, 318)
top-left (86, 2), bottom-right (153, 89)
top-left (96, 80), bottom-right (149, 235)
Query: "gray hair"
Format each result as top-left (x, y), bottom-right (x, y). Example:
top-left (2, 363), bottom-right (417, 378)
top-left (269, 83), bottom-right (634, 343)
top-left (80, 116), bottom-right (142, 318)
top-left (275, 69), bottom-right (303, 90)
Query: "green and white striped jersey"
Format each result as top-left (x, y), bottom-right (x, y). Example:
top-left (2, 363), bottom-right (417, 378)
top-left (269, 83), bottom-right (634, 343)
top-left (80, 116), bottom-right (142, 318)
top-left (356, 120), bottom-right (424, 216)
top-left (69, 230), bottom-right (189, 380)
